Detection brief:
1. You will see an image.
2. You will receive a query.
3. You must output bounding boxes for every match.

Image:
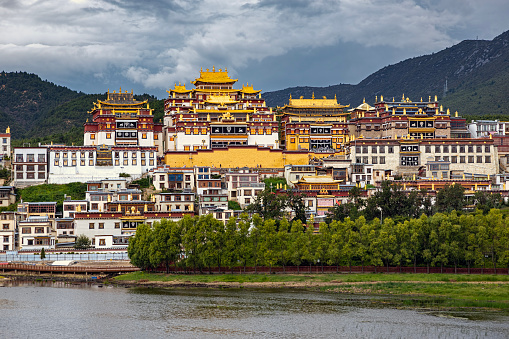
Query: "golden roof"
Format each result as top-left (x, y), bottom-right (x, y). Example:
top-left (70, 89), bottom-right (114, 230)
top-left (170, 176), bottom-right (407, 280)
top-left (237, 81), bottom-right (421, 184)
top-left (284, 93), bottom-right (349, 109)
top-left (191, 66), bottom-right (237, 84)
top-left (205, 94), bottom-right (239, 105)
top-left (240, 84), bottom-right (261, 94)
top-left (349, 98), bottom-right (374, 111)
top-left (295, 175), bottom-right (341, 184)
top-left (170, 82), bottom-right (192, 93)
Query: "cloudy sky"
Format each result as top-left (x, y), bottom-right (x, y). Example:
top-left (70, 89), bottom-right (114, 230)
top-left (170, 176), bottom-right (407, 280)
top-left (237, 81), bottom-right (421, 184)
top-left (1, 0), bottom-right (508, 98)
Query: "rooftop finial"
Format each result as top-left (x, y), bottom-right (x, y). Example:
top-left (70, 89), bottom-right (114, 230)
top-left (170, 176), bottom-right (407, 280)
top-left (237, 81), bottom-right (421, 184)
top-left (212, 65), bottom-right (215, 72)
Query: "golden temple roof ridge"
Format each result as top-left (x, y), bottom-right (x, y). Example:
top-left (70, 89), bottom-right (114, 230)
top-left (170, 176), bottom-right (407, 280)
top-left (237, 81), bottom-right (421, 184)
top-left (191, 66), bottom-right (238, 84)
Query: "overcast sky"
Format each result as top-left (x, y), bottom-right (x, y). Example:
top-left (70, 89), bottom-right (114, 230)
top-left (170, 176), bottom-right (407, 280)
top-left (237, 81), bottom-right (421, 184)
top-left (1, 0), bottom-right (508, 98)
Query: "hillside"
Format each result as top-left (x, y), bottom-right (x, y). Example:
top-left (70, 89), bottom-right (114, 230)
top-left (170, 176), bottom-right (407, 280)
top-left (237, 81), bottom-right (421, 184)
top-left (264, 30), bottom-right (509, 116)
top-left (0, 72), bottom-right (164, 145)
top-left (0, 72), bottom-right (84, 138)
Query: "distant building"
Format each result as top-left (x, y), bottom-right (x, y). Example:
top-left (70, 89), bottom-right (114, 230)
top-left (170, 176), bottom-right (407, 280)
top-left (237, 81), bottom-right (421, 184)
top-left (164, 67), bottom-right (279, 152)
top-left (279, 93), bottom-right (349, 152)
top-left (0, 127), bottom-right (11, 160)
top-left (84, 89), bottom-right (163, 155)
top-left (13, 147), bottom-right (48, 187)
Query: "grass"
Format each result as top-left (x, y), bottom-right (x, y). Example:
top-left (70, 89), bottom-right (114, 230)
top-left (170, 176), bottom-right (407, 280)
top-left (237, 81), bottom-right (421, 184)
top-left (113, 272), bottom-right (509, 310)
top-left (114, 271), bottom-right (509, 283)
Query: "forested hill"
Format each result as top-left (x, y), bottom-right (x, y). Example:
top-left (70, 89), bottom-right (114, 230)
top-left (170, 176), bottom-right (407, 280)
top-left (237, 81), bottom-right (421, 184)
top-left (0, 72), bottom-right (84, 138)
top-left (264, 30), bottom-right (509, 116)
top-left (0, 72), bottom-right (164, 145)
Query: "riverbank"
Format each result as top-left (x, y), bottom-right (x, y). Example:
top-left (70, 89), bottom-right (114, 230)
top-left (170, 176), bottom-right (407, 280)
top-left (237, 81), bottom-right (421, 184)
top-left (112, 272), bottom-right (509, 310)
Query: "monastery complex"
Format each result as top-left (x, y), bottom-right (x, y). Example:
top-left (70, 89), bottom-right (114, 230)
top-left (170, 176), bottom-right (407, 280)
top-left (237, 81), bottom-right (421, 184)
top-left (2, 66), bottom-right (509, 251)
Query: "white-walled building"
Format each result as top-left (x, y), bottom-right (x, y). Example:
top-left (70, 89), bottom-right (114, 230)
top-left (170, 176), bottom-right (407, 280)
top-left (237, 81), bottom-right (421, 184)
top-left (47, 145), bottom-right (157, 184)
top-left (13, 147), bottom-right (48, 187)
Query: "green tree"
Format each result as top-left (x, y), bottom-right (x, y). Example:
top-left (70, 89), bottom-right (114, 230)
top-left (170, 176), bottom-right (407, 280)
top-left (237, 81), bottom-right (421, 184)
top-left (74, 234), bottom-right (91, 250)
top-left (127, 224), bottom-right (154, 270)
top-left (228, 200), bottom-right (241, 210)
top-left (435, 184), bottom-right (465, 213)
top-left (245, 188), bottom-right (287, 220)
top-left (260, 219), bottom-right (279, 273)
top-left (40, 247), bottom-right (46, 260)
top-left (288, 220), bottom-right (306, 273)
top-left (149, 219), bottom-right (182, 273)
top-left (180, 215), bottom-right (204, 273)
top-left (286, 190), bottom-right (307, 223)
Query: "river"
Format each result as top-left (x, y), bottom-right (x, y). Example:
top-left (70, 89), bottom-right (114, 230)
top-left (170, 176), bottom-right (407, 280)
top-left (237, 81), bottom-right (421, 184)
top-left (0, 281), bottom-right (508, 338)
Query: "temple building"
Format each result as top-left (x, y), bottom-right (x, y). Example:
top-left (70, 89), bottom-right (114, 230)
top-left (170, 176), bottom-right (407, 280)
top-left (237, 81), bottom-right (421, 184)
top-left (84, 89), bottom-right (164, 155)
top-left (279, 94), bottom-right (350, 152)
top-left (163, 67), bottom-right (279, 151)
top-left (348, 95), bottom-right (469, 140)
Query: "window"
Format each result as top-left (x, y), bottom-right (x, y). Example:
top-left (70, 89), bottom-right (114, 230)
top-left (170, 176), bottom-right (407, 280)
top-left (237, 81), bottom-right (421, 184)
top-left (362, 146), bottom-right (368, 153)
top-left (435, 145), bottom-right (441, 153)
top-left (468, 146), bottom-right (474, 153)
top-left (460, 146), bottom-right (465, 153)
top-left (106, 133), bottom-right (111, 139)
top-left (388, 146), bottom-right (394, 153)
top-left (81, 160), bottom-right (85, 166)
top-left (115, 222), bottom-right (120, 229)
top-left (443, 156), bottom-right (449, 162)
top-left (63, 160), bottom-right (68, 166)
top-left (451, 145), bottom-right (457, 153)
top-left (372, 157), bottom-right (378, 164)
top-left (435, 156), bottom-right (441, 161)
top-left (425, 146), bottom-right (431, 153)
top-left (460, 156), bottom-right (465, 163)
top-left (89, 223), bottom-right (94, 229)
top-left (89, 160), bottom-right (94, 166)
top-left (72, 160), bottom-right (76, 166)
top-left (38, 172), bottom-right (45, 179)
top-left (99, 223), bottom-right (104, 229)
top-left (468, 156), bottom-right (474, 163)
top-left (476, 146), bottom-right (482, 153)
top-left (63, 153), bottom-right (68, 158)
top-left (485, 156), bottom-right (491, 163)
top-left (379, 146), bottom-right (385, 153)
top-left (3, 224), bottom-right (9, 229)
top-left (38, 154), bottom-right (45, 162)
top-left (443, 146), bottom-right (449, 153)
top-left (141, 160), bottom-right (146, 166)
top-left (90, 134), bottom-right (95, 140)
top-left (123, 160), bottom-right (128, 166)
top-left (379, 156), bottom-right (385, 164)
top-left (142, 133), bottom-right (147, 139)
top-left (115, 160), bottom-right (120, 166)
top-left (477, 156), bottom-right (482, 163)
top-left (485, 145), bottom-right (491, 153)
top-left (38, 165), bottom-right (45, 171)
top-left (371, 146), bottom-right (377, 154)
top-left (451, 156), bottom-right (457, 163)
top-left (99, 239), bottom-right (105, 246)
top-left (132, 159), bottom-right (137, 165)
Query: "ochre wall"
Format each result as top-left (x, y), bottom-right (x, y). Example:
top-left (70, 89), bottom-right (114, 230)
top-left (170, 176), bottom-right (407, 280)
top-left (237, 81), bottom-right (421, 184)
top-left (164, 147), bottom-right (331, 168)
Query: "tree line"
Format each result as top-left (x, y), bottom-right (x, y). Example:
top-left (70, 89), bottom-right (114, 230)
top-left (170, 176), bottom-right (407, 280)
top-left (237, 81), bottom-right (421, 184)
top-left (128, 208), bottom-right (509, 274)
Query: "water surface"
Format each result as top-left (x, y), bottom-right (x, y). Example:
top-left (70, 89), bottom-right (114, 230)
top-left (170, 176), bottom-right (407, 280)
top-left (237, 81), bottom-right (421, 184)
top-left (0, 281), bottom-right (508, 338)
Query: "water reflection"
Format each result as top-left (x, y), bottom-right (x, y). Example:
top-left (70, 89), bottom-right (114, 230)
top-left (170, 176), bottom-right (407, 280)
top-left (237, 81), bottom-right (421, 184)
top-left (0, 281), bottom-right (508, 338)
